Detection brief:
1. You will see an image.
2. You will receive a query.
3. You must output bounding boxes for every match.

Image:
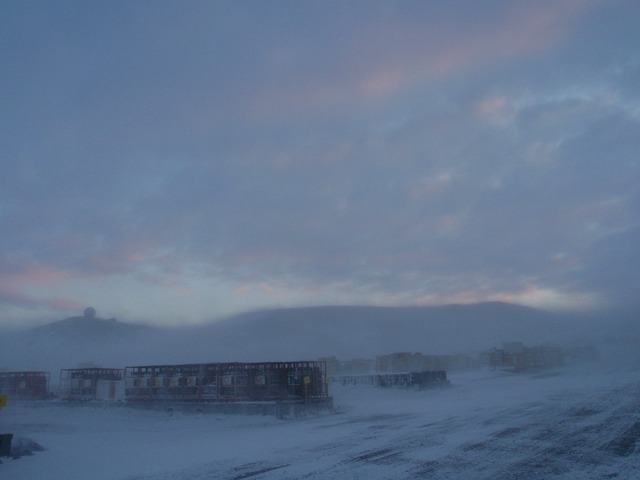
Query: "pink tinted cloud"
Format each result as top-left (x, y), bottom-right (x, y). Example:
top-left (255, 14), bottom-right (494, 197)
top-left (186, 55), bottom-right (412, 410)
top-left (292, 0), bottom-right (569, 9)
top-left (476, 282), bottom-right (599, 310)
top-left (474, 95), bottom-right (509, 118)
top-left (251, 1), bottom-right (594, 114)
top-left (47, 296), bottom-right (84, 310)
top-left (232, 280), bottom-right (292, 299)
top-left (0, 240), bottom-right (161, 312)
top-left (83, 238), bottom-right (160, 274)
top-left (358, 2), bottom-right (580, 97)
top-left (410, 173), bottom-right (454, 199)
top-left (436, 214), bottom-right (464, 235)
top-left (0, 282), bottom-right (82, 312)
top-left (372, 252), bottom-right (445, 269)
top-left (0, 264), bottom-right (74, 287)
top-left (0, 264), bottom-right (84, 311)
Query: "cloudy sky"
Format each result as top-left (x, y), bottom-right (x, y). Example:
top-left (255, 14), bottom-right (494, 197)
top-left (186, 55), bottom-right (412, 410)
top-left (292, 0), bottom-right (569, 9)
top-left (1, 0), bottom-right (639, 327)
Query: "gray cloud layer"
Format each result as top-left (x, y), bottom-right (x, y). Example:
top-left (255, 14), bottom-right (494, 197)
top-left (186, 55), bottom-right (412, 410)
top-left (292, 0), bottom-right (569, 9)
top-left (1, 1), bottom-right (639, 325)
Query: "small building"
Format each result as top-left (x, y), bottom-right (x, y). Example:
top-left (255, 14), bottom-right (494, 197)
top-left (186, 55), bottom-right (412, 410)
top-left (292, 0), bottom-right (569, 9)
top-left (124, 361), bottom-right (331, 406)
top-left (332, 370), bottom-right (448, 389)
top-left (489, 342), bottom-right (564, 370)
top-left (376, 352), bottom-right (475, 373)
top-left (0, 371), bottom-right (50, 400)
top-left (59, 368), bottom-right (125, 401)
top-left (317, 356), bottom-right (340, 376)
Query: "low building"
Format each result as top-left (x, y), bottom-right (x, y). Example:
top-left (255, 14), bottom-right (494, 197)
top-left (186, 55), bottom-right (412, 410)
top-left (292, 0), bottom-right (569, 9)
top-left (489, 342), bottom-right (564, 370)
top-left (59, 368), bottom-right (125, 401)
top-left (332, 370), bottom-right (448, 389)
top-left (375, 352), bottom-right (477, 373)
top-left (124, 361), bottom-right (331, 406)
top-left (0, 371), bottom-right (50, 400)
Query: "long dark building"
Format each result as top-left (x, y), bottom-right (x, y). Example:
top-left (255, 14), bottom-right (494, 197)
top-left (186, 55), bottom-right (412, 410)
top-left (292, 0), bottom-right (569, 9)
top-left (124, 361), bottom-right (331, 405)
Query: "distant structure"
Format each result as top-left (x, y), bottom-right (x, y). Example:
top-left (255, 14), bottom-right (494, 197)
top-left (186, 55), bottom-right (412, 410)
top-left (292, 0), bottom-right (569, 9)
top-left (332, 370), bottom-right (449, 389)
top-left (489, 342), bottom-right (564, 370)
top-left (375, 352), bottom-right (474, 373)
top-left (83, 307), bottom-right (97, 319)
top-left (0, 371), bottom-right (50, 399)
top-left (322, 353), bottom-right (452, 390)
top-left (319, 352), bottom-right (477, 376)
top-left (124, 361), bottom-right (332, 413)
top-left (59, 368), bottom-right (124, 401)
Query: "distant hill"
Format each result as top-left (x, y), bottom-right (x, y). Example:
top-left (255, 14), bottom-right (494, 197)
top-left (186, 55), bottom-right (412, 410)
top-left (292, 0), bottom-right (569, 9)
top-left (0, 309), bottom-right (152, 374)
top-left (0, 302), bottom-right (591, 376)
top-left (186, 302), bottom-right (568, 362)
top-left (27, 313), bottom-right (149, 343)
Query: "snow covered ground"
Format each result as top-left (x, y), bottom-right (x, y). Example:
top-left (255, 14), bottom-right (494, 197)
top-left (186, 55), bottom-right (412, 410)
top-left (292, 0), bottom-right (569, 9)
top-left (2, 361), bottom-right (640, 479)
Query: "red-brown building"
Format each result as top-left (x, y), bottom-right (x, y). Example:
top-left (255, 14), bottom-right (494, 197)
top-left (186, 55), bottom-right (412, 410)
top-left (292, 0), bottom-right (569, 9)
top-left (0, 371), bottom-right (50, 400)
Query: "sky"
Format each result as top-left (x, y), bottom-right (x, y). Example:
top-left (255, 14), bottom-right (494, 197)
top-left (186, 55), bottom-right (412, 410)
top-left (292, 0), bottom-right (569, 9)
top-left (1, 0), bottom-right (639, 328)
